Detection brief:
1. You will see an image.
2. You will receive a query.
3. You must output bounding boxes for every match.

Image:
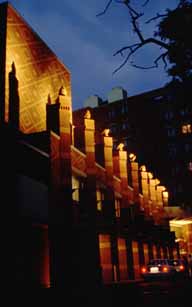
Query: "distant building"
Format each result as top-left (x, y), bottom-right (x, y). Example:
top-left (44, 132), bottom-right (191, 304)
top-left (0, 2), bottom-right (180, 290)
top-left (74, 84), bottom-right (192, 209)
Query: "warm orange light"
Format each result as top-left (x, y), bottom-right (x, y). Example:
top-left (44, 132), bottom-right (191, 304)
top-left (155, 179), bottom-right (160, 185)
top-left (162, 191), bottom-right (169, 202)
top-left (117, 143), bottom-right (124, 151)
top-left (84, 109), bottom-right (91, 119)
top-left (161, 186), bottom-right (166, 191)
top-left (140, 165), bottom-right (146, 172)
top-left (6, 6), bottom-right (71, 132)
top-left (148, 172), bottom-right (153, 179)
top-left (102, 128), bottom-right (110, 137)
top-left (141, 266), bottom-right (147, 273)
top-left (129, 153), bottom-right (136, 162)
top-left (162, 266), bottom-right (168, 272)
top-left (179, 265), bottom-right (184, 271)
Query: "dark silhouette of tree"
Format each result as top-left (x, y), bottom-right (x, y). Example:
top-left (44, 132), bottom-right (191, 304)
top-left (97, 0), bottom-right (192, 81)
top-left (155, 1), bottom-right (192, 82)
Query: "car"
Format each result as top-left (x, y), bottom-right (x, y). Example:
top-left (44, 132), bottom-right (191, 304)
top-left (140, 258), bottom-right (189, 281)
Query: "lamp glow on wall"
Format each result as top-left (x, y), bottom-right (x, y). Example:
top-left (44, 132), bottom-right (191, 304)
top-left (148, 172), bottom-right (153, 180)
top-left (140, 165), bottom-right (146, 172)
top-left (129, 153), bottom-right (136, 162)
top-left (162, 190), bottom-right (169, 206)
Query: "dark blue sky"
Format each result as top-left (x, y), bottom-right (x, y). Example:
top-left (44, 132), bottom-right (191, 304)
top-left (3, 0), bottom-right (178, 109)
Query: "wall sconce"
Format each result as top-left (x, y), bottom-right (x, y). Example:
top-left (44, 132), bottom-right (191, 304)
top-left (129, 153), bottom-right (136, 162)
top-left (102, 128), bottom-right (110, 137)
top-left (148, 172), bottom-right (153, 179)
top-left (155, 179), bottom-right (160, 186)
top-left (162, 190), bottom-right (169, 206)
top-left (140, 165), bottom-right (146, 172)
top-left (84, 109), bottom-right (91, 119)
top-left (117, 143), bottom-right (124, 151)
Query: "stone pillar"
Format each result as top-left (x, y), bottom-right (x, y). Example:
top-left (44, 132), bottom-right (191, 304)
top-left (102, 129), bottom-right (115, 222)
top-left (80, 110), bottom-right (102, 291)
top-left (117, 143), bottom-right (128, 191)
top-left (103, 129), bottom-right (113, 180)
top-left (148, 172), bottom-right (156, 215)
top-left (156, 185), bottom-right (165, 207)
top-left (162, 190), bottom-right (169, 207)
top-left (140, 165), bottom-right (150, 215)
top-left (129, 153), bottom-right (140, 205)
top-left (156, 185), bottom-right (167, 225)
top-left (49, 86), bottom-right (73, 289)
top-left (115, 143), bottom-right (130, 226)
top-left (46, 94), bottom-right (60, 135)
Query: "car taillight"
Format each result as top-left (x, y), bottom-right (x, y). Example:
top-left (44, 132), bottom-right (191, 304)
top-left (179, 265), bottom-right (184, 271)
top-left (141, 266), bottom-right (147, 273)
top-left (162, 266), bottom-right (168, 272)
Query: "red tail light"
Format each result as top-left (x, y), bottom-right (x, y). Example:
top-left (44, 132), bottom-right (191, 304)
top-left (179, 265), bottom-right (184, 271)
top-left (162, 266), bottom-right (168, 272)
top-left (141, 266), bottom-right (147, 273)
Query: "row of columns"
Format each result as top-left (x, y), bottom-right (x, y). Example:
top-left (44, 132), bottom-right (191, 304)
top-left (47, 94), bottom-right (172, 290)
top-left (82, 110), bottom-right (169, 225)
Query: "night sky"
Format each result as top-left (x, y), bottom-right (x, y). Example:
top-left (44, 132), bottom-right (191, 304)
top-left (2, 0), bottom-right (178, 109)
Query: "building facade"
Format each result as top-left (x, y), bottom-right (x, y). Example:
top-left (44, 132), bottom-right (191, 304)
top-left (0, 3), bottom-right (179, 290)
top-left (76, 84), bottom-right (192, 209)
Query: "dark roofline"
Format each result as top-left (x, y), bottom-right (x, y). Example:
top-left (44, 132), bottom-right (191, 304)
top-left (73, 86), bottom-right (167, 112)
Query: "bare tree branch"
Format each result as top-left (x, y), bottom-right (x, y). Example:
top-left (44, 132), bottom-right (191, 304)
top-left (142, 0), bottom-right (150, 6)
top-left (130, 51), bottom-right (168, 70)
top-left (113, 43), bottom-right (141, 56)
top-left (146, 13), bottom-right (168, 24)
top-left (113, 53), bottom-right (132, 74)
top-left (113, 43), bottom-right (142, 74)
top-left (113, 39), bottom-right (169, 73)
top-left (96, 0), bottom-right (113, 17)
top-left (154, 51), bottom-right (168, 68)
top-left (97, 0), bottom-right (170, 73)
top-left (130, 10), bottom-right (145, 42)
top-left (123, 1), bottom-right (142, 18)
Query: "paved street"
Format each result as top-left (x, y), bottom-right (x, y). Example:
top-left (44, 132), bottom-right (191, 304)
top-left (71, 277), bottom-right (192, 307)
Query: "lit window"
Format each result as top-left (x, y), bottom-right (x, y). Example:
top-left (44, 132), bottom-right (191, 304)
top-left (115, 199), bottom-right (121, 218)
top-left (72, 176), bottom-right (80, 202)
top-left (182, 124), bottom-right (192, 134)
top-left (96, 189), bottom-right (104, 211)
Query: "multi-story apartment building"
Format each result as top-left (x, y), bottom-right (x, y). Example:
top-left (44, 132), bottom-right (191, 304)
top-left (75, 84), bottom-right (192, 209)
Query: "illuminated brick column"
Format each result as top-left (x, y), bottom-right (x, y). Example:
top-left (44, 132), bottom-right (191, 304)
top-left (117, 143), bottom-right (128, 191)
top-left (102, 129), bottom-right (113, 181)
top-left (49, 87), bottom-right (73, 289)
top-left (115, 143), bottom-right (130, 223)
top-left (154, 181), bottom-right (167, 225)
top-left (129, 153), bottom-right (140, 204)
top-left (46, 95), bottom-right (60, 135)
top-left (148, 172), bottom-right (156, 215)
top-left (84, 110), bottom-right (95, 172)
top-left (156, 184), bottom-right (164, 207)
top-left (140, 165), bottom-right (150, 215)
top-left (102, 129), bottom-right (116, 220)
top-left (102, 130), bottom-right (118, 281)
top-left (81, 110), bottom-right (102, 289)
